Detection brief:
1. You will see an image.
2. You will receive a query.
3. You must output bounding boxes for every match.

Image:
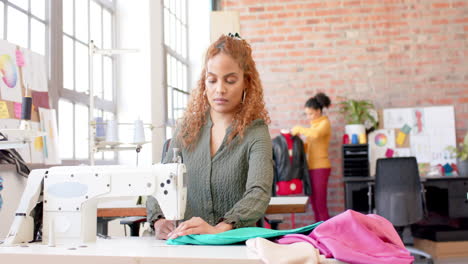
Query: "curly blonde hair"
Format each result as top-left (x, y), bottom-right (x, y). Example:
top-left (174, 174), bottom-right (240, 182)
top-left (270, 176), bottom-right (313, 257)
top-left (177, 34), bottom-right (270, 149)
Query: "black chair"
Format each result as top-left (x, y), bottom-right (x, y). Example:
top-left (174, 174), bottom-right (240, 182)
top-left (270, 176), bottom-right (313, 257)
top-left (374, 157), bottom-right (433, 264)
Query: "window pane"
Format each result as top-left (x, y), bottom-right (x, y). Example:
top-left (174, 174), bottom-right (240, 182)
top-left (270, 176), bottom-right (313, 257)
top-left (7, 7), bottom-right (28, 48)
top-left (31, 0), bottom-right (45, 20)
top-left (58, 99), bottom-right (74, 159)
top-left (63, 0), bottom-right (73, 35)
top-left (31, 19), bottom-right (45, 55)
top-left (103, 9), bottom-right (112, 49)
top-left (75, 104), bottom-right (89, 159)
top-left (103, 56), bottom-right (113, 100)
top-left (176, 21), bottom-right (181, 54)
top-left (181, 0), bottom-right (186, 24)
top-left (75, 0), bottom-right (89, 42)
top-left (182, 64), bottom-right (187, 92)
top-left (103, 111), bottom-right (114, 120)
top-left (103, 111), bottom-right (114, 160)
top-left (93, 55), bottom-right (103, 98)
top-left (104, 150), bottom-right (114, 160)
top-left (90, 1), bottom-right (102, 48)
top-left (166, 54), bottom-right (171, 87)
top-left (171, 14), bottom-right (176, 50)
top-left (167, 86), bottom-right (172, 120)
top-left (0, 3), bottom-right (4, 39)
top-left (8, 0), bottom-right (28, 10)
top-left (171, 56), bottom-right (177, 88)
top-left (164, 8), bottom-right (169, 46)
top-left (63, 35), bottom-right (74, 90)
top-left (75, 42), bottom-right (89, 93)
top-left (182, 26), bottom-right (187, 58)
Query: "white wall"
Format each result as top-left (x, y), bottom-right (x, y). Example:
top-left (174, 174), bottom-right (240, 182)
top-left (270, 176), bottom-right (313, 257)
top-left (116, 0), bottom-right (152, 165)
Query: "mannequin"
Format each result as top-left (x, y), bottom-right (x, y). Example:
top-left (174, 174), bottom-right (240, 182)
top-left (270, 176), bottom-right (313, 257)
top-left (272, 131), bottom-right (310, 196)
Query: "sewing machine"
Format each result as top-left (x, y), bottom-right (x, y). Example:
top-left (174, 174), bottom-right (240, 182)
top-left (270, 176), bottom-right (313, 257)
top-left (3, 161), bottom-right (187, 246)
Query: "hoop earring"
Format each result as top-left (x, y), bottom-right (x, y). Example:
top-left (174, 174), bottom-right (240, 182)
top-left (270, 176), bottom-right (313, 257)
top-left (242, 91), bottom-right (246, 104)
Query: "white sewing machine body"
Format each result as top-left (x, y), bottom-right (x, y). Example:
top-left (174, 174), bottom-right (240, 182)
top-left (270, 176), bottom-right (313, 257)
top-left (4, 162), bottom-right (187, 246)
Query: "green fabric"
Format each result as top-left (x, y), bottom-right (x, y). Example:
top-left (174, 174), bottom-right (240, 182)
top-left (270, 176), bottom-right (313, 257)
top-left (166, 222), bottom-right (322, 245)
top-left (147, 114), bottom-right (274, 229)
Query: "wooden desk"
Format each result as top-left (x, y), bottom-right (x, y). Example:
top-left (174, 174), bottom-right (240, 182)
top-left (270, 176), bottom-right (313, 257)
top-left (0, 237), bottom-right (261, 264)
top-left (97, 196), bottom-right (309, 218)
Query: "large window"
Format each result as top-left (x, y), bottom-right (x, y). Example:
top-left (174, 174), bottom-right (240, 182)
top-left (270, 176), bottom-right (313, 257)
top-left (58, 0), bottom-right (116, 162)
top-left (1, 0), bottom-right (47, 56)
top-left (164, 0), bottom-right (189, 127)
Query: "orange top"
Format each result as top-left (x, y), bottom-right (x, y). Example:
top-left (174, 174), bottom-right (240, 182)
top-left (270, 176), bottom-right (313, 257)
top-left (292, 116), bottom-right (331, 169)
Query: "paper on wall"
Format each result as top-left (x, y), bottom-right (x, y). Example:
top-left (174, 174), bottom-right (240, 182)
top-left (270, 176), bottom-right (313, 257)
top-left (369, 129), bottom-right (396, 176)
top-left (383, 108), bottom-right (414, 129)
top-left (39, 108), bottom-right (61, 165)
top-left (0, 101), bottom-right (9, 118)
top-left (0, 40), bottom-right (22, 103)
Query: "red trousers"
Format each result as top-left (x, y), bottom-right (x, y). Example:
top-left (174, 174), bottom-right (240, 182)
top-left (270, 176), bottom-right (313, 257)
top-left (309, 168), bottom-right (331, 221)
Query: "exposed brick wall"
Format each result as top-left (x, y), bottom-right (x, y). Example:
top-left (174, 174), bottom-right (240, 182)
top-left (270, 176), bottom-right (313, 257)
top-left (221, 0), bottom-right (468, 228)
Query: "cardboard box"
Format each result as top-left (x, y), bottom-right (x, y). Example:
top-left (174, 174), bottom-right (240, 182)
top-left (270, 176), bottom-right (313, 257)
top-left (414, 238), bottom-right (468, 259)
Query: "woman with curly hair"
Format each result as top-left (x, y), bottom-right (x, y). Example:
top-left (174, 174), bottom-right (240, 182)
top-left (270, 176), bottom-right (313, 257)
top-left (147, 34), bottom-right (273, 240)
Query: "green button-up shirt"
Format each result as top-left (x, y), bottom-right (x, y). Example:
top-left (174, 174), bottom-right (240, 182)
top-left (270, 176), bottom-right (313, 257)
top-left (147, 116), bottom-right (274, 228)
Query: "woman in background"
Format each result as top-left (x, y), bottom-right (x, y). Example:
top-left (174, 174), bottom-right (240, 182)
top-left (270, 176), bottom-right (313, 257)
top-left (292, 93), bottom-right (331, 221)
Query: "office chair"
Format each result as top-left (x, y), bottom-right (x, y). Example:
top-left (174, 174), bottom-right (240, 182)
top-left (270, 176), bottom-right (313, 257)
top-left (374, 157), bottom-right (433, 264)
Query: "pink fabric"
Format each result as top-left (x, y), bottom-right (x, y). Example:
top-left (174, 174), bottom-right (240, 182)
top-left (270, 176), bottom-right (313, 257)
top-left (277, 210), bottom-right (414, 264)
top-left (309, 168), bottom-right (331, 221)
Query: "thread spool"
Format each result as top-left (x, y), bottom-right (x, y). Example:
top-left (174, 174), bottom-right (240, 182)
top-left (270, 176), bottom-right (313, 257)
top-left (105, 119), bottom-right (118, 144)
top-left (358, 133), bottom-right (367, 144)
top-left (95, 117), bottom-right (105, 139)
top-left (133, 119), bottom-right (145, 144)
top-left (21, 96), bottom-right (32, 120)
top-left (351, 134), bottom-right (359, 144)
top-left (342, 134), bottom-right (350, 144)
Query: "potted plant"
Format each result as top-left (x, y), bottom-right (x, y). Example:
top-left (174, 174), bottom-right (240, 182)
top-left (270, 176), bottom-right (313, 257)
top-left (339, 99), bottom-right (378, 142)
top-left (447, 132), bottom-right (468, 177)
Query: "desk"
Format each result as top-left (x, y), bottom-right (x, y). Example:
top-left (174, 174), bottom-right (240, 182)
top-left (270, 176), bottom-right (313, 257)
top-left (344, 176), bottom-right (468, 218)
top-left (96, 196), bottom-right (309, 234)
top-left (97, 196), bottom-right (309, 218)
top-left (0, 237), bottom-right (261, 264)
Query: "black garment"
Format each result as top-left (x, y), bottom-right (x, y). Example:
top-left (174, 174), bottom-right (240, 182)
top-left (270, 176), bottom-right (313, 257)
top-left (272, 135), bottom-right (311, 195)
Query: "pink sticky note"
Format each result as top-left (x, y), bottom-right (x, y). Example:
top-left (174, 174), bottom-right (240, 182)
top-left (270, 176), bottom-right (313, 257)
top-left (32, 91), bottom-right (50, 109)
top-left (13, 102), bottom-right (22, 119)
top-left (385, 148), bottom-right (394, 158)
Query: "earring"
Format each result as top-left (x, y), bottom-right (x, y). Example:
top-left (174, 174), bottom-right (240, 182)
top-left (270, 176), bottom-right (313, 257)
top-left (242, 91), bottom-right (246, 103)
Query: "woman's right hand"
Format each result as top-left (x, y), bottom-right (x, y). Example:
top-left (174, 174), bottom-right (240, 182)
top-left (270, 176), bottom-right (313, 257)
top-left (153, 219), bottom-right (176, 240)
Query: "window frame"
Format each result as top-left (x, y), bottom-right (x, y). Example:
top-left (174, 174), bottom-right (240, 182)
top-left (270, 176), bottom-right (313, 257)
top-left (50, 0), bottom-right (117, 164)
top-left (163, 0), bottom-right (190, 130)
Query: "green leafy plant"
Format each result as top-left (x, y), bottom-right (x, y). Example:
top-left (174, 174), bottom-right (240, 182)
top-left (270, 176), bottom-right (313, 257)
top-left (447, 132), bottom-right (468, 161)
top-left (338, 99), bottom-right (378, 129)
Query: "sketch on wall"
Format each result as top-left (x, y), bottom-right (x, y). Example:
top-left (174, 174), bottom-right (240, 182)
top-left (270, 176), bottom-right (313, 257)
top-left (0, 39), bottom-right (59, 165)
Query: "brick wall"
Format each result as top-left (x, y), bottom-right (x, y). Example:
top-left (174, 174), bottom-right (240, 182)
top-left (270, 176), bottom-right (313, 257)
top-left (221, 0), bottom-right (468, 228)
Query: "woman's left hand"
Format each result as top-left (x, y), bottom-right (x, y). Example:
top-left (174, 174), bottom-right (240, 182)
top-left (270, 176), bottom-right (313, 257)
top-left (168, 217), bottom-right (232, 239)
top-left (291, 126), bottom-right (301, 136)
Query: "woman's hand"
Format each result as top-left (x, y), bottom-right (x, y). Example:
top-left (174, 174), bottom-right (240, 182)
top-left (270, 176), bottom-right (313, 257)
top-left (168, 217), bottom-right (233, 239)
top-left (153, 219), bottom-right (176, 240)
top-left (291, 126), bottom-right (302, 136)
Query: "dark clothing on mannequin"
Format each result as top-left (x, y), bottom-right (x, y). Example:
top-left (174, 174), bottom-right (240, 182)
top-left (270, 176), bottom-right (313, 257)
top-left (272, 134), bottom-right (311, 196)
